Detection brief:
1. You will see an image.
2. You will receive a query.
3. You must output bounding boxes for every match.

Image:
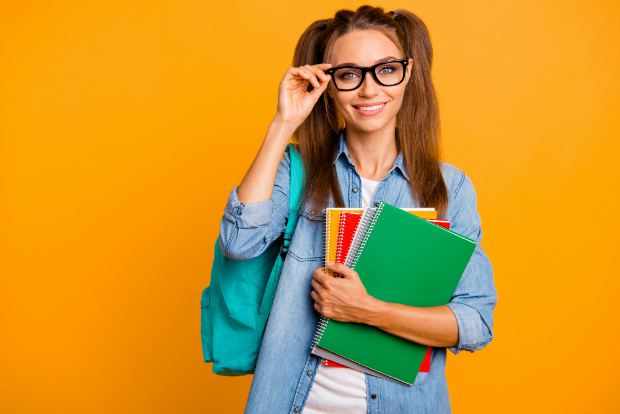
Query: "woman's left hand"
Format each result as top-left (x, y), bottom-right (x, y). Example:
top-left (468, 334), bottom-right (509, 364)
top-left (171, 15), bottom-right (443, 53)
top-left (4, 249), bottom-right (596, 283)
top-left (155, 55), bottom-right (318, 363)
top-left (311, 262), bottom-right (377, 324)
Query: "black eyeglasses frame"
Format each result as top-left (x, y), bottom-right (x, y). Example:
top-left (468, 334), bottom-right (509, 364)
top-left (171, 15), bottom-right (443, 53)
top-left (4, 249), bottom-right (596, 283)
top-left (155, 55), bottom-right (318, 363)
top-left (324, 59), bottom-right (410, 91)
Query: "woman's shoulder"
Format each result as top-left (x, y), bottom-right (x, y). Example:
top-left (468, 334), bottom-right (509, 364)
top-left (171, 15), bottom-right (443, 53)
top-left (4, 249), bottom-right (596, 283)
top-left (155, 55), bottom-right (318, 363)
top-left (439, 161), bottom-right (481, 226)
top-left (439, 161), bottom-right (471, 199)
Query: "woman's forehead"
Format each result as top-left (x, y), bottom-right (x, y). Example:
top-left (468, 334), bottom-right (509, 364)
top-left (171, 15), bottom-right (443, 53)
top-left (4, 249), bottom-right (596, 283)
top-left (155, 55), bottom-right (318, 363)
top-left (329, 29), bottom-right (403, 67)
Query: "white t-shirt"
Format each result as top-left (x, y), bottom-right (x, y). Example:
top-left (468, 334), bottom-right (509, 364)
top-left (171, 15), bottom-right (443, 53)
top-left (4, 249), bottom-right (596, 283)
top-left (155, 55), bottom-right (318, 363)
top-left (360, 176), bottom-right (381, 208)
top-left (303, 176), bottom-right (381, 414)
top-left (302, 364), bottom-right (368, 414)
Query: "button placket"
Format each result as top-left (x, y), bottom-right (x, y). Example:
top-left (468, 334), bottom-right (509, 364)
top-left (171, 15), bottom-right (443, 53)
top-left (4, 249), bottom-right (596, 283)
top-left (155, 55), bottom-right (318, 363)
top-left (348, 165), bottom-right (362, 207)
top-left (366, 374), bottom-right (380, 414)
top-left (370, 173), bottom-right (390, 208)
top-left (290, 354), bottom-right (320, 414)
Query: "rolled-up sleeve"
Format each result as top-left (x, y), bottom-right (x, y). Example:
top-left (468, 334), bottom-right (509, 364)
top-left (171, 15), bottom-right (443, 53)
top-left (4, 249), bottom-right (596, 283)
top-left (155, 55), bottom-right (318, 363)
top-left (218, 151), bottom-right (291, 261)
top-left (445, 173), bottom-right (497, 354)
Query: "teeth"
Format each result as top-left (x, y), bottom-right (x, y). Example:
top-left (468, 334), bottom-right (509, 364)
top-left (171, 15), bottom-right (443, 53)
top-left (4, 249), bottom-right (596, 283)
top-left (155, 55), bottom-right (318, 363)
top-left (357, 103), bottom-right (386, 111)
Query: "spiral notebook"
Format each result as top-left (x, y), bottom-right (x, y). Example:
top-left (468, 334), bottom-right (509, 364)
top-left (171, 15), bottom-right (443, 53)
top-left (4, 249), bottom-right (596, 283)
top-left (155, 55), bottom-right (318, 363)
top-left (324, 207), bottom-right (436, 276)
top-left (312, 202), bottom-right (476, 386)
top-left (323, 211), bottom-right (450, 370)
top-left (325, 208), bottom-right (362, 276)
top-left (321, 207), bottom-right (436, 369)
top-left (333, 212), bottom-right (362, 277)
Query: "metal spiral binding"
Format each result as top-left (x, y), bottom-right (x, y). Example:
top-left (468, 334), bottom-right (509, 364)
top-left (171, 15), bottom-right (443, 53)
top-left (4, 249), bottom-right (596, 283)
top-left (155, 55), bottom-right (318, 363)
top-left (344, 207), bottom-right (375, 268)
top-left (335, 213), bottom-right (346, 262)
top-left (351, 202), bottom-right (384, 270)
top-left (313, 207), bottom-right (334, 349)
top-left (324, 208), bottom-right (332, 276)
top-left (333, 213), bottom-right (348, 277)
top-left (311, 314), bottom-right (330, 348)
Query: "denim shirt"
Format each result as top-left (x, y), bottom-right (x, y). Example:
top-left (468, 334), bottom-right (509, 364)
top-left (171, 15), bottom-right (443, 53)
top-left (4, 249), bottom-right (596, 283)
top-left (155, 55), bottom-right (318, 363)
top-left (219, 134), bottom-right (497, 414)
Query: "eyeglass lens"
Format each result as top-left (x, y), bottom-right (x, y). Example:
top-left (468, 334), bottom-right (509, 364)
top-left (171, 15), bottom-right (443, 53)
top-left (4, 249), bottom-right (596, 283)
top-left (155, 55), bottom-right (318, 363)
top-left (332, 62), bottom-right (404, 90)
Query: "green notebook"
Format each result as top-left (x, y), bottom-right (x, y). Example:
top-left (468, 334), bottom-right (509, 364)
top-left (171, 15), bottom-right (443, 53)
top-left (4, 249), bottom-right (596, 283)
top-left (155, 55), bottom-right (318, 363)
top-left (310, 202), bottom-right (476, 386)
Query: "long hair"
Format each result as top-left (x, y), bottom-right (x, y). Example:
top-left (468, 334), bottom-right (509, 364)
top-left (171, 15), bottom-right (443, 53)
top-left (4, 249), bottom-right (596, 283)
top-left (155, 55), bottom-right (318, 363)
top-left (293, 5), bottom-right (448, 218)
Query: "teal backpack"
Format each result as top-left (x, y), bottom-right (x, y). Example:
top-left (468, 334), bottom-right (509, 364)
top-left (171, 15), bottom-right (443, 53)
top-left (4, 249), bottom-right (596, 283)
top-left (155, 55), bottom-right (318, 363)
top-left (201, 144), bottom-right (305, 375)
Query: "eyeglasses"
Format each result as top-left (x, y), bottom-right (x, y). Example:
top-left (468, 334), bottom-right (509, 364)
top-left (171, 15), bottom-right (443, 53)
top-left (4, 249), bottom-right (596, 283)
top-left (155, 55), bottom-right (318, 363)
top-left (325, 59), bottom-right (409, 91)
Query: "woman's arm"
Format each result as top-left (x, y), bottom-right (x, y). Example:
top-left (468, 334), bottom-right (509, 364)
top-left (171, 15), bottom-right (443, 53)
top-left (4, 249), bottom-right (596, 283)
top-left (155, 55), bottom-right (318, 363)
top-left (236, 64), bottom-right (332, 204)
top-left (311, 262), bottom-right (458, 347)
top-left (219, 64), bottom-right (332, 260)
top-left (310, 173), bottom-right (496, 351)
top-left (236, 120), bottom-right (296, 204)
top-left (371, 302), bottom-right (458, 347)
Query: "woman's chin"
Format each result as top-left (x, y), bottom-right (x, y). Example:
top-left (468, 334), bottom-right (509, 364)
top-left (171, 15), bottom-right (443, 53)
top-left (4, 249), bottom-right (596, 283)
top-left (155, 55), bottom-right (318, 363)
top-left (346, 118), bottom-right (394, 134)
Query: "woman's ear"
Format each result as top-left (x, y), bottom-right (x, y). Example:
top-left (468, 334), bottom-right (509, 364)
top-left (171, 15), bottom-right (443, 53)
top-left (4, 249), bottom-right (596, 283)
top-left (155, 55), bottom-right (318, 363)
top-left (401, 58), bottom-right (414, 89)
top-left (406, 58), bottom-right (413, 80)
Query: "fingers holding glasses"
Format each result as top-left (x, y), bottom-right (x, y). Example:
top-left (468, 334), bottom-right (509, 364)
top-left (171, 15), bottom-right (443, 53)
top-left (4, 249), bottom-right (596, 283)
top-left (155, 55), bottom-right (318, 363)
top-left (303, 64), bottom-right (332, 88)
top-left (289, 64), bottom-right (331, 89)
top-left (301, 64), bottom-right (333, 102)
top-left (296, 67), bottom-right (317, 88)
top-left (277, 63), bottom-right (333, 127)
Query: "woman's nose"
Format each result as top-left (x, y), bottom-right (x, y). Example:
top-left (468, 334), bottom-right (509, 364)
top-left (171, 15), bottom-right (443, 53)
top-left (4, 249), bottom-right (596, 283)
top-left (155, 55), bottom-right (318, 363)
top-left (358, 71), bottom-right (380, 98)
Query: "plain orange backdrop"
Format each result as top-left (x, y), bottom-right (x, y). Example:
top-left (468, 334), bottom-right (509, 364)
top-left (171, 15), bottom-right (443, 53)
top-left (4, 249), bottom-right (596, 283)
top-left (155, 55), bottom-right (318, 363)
top-left (1, 1), bottom-right (619, 413)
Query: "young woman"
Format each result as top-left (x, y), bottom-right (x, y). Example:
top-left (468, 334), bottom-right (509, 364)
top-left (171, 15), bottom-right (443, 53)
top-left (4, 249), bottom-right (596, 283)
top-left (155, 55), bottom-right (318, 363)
top-left (219, 6), bottom-right (497, 414)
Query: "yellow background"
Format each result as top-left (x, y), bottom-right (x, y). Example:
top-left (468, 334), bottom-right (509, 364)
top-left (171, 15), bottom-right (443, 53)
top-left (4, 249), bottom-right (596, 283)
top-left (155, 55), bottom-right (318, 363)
top-left (1, 1), bottom-right (618, 412)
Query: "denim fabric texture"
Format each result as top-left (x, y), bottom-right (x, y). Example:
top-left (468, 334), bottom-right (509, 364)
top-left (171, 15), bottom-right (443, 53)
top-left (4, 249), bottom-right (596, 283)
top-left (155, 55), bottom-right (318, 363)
top-left (219, 133), bottom-right (497, 414)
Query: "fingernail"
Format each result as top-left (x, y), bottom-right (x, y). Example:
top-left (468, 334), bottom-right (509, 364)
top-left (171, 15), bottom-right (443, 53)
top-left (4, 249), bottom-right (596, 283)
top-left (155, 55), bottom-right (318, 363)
top-left (327, 261), bottom-right (334, 266)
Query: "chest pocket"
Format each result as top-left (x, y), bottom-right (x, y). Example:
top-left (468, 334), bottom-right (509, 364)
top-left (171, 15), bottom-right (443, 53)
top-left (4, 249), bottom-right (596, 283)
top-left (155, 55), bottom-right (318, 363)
top-left (288, 204), bottom-right (325, 262)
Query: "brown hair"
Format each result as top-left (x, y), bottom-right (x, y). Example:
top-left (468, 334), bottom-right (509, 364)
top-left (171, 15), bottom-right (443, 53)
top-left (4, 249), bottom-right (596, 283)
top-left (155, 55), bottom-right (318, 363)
top-left (293, 5), bottom-right (448, 218)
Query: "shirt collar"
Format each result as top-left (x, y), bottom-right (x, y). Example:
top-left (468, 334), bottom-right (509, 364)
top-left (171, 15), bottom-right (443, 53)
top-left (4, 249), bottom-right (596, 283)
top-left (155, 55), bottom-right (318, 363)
top-left (333, 130), bottom-right (410, 182)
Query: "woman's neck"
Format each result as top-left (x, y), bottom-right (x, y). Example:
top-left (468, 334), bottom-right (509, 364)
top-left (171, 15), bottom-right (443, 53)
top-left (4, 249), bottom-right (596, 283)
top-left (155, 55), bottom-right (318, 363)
top-left (344, 125), bottom-right (399, 182)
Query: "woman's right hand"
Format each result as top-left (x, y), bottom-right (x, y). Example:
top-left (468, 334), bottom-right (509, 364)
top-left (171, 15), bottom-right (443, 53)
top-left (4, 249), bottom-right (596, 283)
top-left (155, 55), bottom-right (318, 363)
top-left (236, 64), bottom-right (332, 205)
top-left (275, 63), bottom-right (332, 128)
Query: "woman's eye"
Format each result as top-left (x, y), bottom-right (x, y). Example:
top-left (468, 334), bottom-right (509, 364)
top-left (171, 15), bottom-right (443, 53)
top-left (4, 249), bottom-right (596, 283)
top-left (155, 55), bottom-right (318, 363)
top-left (378, 66), bottom-right (395, 74)
top-left (338, 71), bottom-right (360, 81)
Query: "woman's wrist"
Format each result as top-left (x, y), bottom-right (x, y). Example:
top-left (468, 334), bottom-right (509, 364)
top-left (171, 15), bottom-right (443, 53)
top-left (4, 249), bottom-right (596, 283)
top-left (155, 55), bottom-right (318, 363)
top-left (357, 296), bottom-right (393, 327)
top-left (271, 113), bottom-right (301, 136)
top-left (260, 117), bottom-right (297, 153)
top-left (236, 116), bottom-right (297, 204)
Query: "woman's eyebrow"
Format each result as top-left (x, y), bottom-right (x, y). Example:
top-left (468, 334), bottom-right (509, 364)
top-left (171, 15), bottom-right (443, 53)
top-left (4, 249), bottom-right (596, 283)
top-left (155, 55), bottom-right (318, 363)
top-left (334, 56), bottom-right (399, 67)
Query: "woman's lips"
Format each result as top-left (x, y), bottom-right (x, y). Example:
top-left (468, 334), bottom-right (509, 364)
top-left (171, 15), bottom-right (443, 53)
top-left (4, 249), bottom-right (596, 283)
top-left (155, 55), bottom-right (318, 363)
top-left (351, 102), bottom-right (388, 116)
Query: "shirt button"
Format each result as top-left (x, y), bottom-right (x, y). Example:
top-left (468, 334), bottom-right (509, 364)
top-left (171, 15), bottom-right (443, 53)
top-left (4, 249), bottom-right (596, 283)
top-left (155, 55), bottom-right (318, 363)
top-left (374, 202), bottom-right (380, 207)
top-left (352, 187), bottom-right (358, 193)
top-left (371, 394), bottom-right (377, 400)
top-left (294, 408), bottom-right (300, 413)
top-left (307, 370), bottom-right (313, 376)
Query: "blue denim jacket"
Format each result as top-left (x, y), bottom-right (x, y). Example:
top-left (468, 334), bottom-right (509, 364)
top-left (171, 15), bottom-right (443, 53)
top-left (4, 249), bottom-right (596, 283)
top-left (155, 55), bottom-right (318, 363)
top-left (219, 134), bottom-right (497, 414)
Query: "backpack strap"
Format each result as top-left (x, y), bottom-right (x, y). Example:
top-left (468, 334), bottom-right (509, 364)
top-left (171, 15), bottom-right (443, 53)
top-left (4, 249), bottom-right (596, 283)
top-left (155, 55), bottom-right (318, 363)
top-left (282, 143), bottom-right (305, 256)
top-left (258, 144), bottom-right (305, 319)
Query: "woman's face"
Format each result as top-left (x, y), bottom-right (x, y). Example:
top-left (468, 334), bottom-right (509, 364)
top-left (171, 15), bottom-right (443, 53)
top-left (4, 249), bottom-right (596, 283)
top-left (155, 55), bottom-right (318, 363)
top-left (327, 29), bottom-right (412, 135)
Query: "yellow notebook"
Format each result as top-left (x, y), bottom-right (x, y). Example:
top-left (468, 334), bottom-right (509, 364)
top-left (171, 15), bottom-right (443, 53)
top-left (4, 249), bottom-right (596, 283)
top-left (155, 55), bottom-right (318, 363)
top-left (324, 207), bottom-right (436, 276)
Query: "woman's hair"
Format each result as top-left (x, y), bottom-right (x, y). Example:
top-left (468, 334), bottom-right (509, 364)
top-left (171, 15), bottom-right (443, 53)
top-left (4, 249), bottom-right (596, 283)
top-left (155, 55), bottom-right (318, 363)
top-left (293, 5), bottom-right (448, 218)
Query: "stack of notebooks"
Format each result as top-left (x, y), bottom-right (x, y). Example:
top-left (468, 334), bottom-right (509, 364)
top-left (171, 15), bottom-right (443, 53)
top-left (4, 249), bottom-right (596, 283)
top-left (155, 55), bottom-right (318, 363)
top-left (310, 201), bottom-right (476, 386)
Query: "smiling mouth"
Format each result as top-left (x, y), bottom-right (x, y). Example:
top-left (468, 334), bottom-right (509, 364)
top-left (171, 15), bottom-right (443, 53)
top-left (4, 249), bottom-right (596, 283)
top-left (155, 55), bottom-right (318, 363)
top-left (352, 102), bottom-right (387, 111)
